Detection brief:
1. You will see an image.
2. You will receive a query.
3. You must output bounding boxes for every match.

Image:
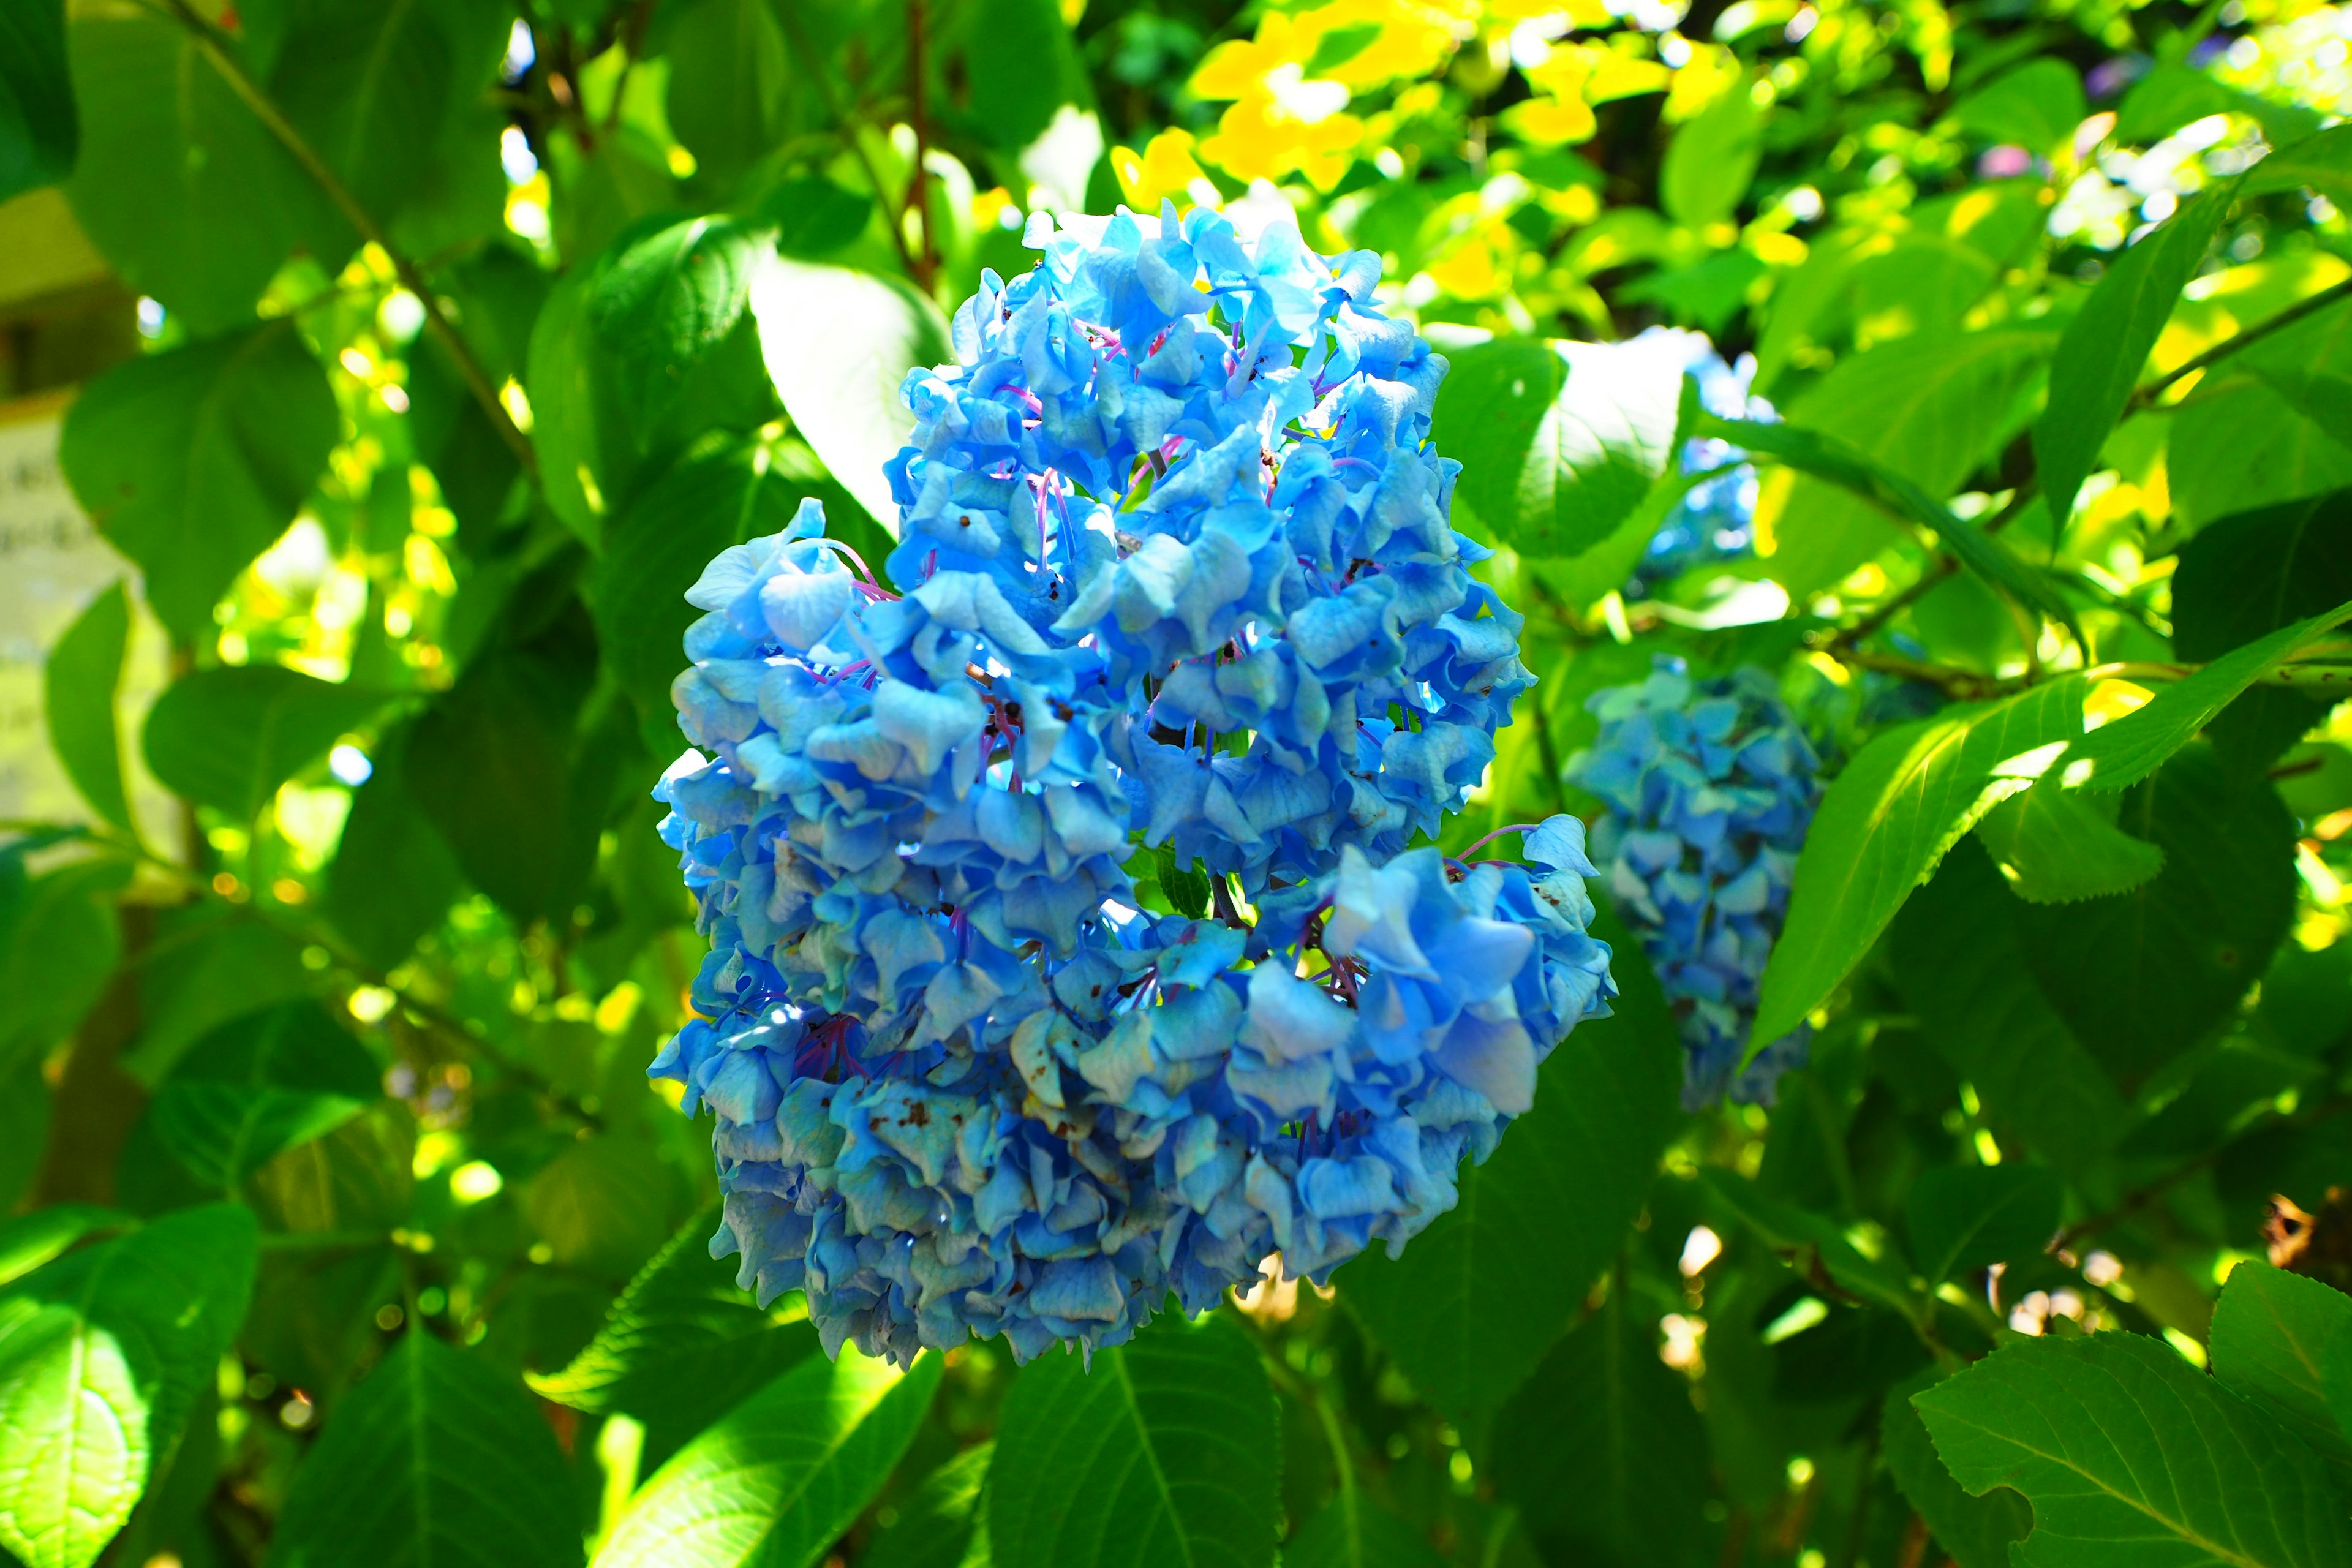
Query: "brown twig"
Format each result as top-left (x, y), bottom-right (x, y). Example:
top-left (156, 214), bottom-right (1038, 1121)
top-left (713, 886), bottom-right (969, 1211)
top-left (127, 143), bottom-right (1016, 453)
top-left (149, 0), bottom-right (537, 475)
top-left (776, 0), bottom-right (927, 283)
top-left (904, 0), bottom-right (938, 292)
top-left (2127, 275), bottom-right (2352, 414)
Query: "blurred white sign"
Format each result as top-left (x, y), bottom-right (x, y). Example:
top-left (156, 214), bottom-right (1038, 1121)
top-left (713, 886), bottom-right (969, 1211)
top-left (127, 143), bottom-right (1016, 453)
top-left (0, 393), bottom-right (173, 846)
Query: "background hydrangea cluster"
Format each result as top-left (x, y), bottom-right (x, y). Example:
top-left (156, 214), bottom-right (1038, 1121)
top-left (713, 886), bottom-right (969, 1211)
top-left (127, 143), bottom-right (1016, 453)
top-left (1567, 658), bottom-right (1819, 1108)
top-left (1623, 328), bottom-right (1776, 600)
top-left (649, 205), bottom-right (1616, 1365)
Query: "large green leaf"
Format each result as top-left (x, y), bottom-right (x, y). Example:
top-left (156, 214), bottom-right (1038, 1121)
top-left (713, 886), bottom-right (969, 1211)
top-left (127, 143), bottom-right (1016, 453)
top-left (0, 860), bottom-right (123, 1083)
top-left (323, 724), bottom-right (466, 972)
top-left (2060, 601), bottom-right (2352, 793)
top-left (594, 1348), bottom-right (941, 1568)
top-left (42, 582), bottom-right (133, 835)
top-left (665, 0), bottom-right (799, 187)
top-left (527, 269), bottom-right (640, 548)
top-left (529, 1202), bottom-right (816, 1470)
top-left (989, 1312), bottom-right (1277, 1568)
top-left (519, 1138), bottom-right (677, 1280)
top-left (963, 0), bottom-right (1085, 151)
top-left (1882, 1371), bottom-right (2032, 1568)
top-left (1435, 336), bottom-right (1681, 560)
top-left (1284, 1496), bottom-right (1445, 1568)
top-left (1950, 59), bottom-right (2085, 156)
top-left (2015, 745), bottom-right (2296, 1080)
top-left (589, 217), bottom-right (764, 431)
top-left (142, 666), bottom-right (388, 821)
top-left (1904, 1163), bottom-right (2062, 1283)
top-left (1975, 779), bottom-right (2164, 903)
top-left (1489, 1289), bottom-right (1710, 1568)
top-left (2171, 492), bottom-right (2352, 780)
top-left (59, 9), bottom-right (331, 334)
top-left (124, 905), bottom-right (309, 1084)
top-left (148, 1001), bottom-right (379, 1193)
top-left (59, 321), bottom-right (339, 639)
top-left (0, 0), bottom-right (73, 202)
top-left (1340, 907), bottom-right (1683, 1413)
top-left (2034, 189), bottom-right (2231, 531)
top-left (0, 1204), bottom-right (257, 1568)
top-left (1661, 83), bottom-right (1765, 229)
top-left (1915, 1332), bottom-right (2352, 1568)
top-left (859, 1444), bottom-right (993, 1568)
top-left (750, 258), bottom-right (950, 534)
top-left (268, 0), bottom-right (453, 228)
top-left (1751, 676), bottom-right (2086, 1049)
top-left (2169, 297), bottom-right (2352, 532)
top-left (1755, 329), bottom-right (2049, 597)
top-left (268, 1332), bottom-right (582, 1568)
top-left (2212, 1262), bottom-right (2352, 1484)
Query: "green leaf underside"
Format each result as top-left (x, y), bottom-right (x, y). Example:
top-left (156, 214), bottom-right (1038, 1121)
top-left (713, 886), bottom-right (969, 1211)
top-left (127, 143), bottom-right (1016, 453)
top-left (2061, 598), bottom-right (2352, 792)
top-left (1915, 1332), bottom-right (2352, 1568)
top-left (1752, 675), bottom-right (2087, 1050)
top-left (1883, 1371), bottom-right (2034, 1568)
top-left (987, 1313), bottom-right (1279, 1568)
top-left (268, 1332), bottom-right (582, 1568)
top-left (1340, 905), bottom-right (1682, 1413)
top-left (1975, 783), bottom-right (2165, 903)
top-left (2209, 1262), bottom-right (2352, 1482)
top-left (594, 1348), bottom-right (940, 1568)
top-left (0, 1204), bottom-right (257, 1568)
top-left (1905, 1163), bottom-right (2064, 1283)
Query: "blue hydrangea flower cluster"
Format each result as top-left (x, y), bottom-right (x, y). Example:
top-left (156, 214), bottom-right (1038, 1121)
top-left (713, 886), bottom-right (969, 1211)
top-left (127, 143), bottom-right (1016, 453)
top-left (1565, 658), bottom-right (1818, 1108)
top-left (648, 205), bottom-right (1616, 1366)
top-left (1626, 328), bottom-right (1776, 599)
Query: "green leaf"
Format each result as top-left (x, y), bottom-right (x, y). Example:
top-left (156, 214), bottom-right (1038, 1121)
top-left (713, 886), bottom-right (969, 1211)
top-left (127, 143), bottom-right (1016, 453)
top-left (2117, 62), bottom-right (2242, 146)
top-left (59, 10), bottom-right (333, 333)
top-left (142, 665), bottom-right (387, 820)
top-left (758, 175), bottom-right (875, 260)
top-left (1904, 1164), bottom-right (2062, 1283)
top-left (2209, 1261), bottom-right (2352, 1484)
top-left (989, 1312), bottom-right (1278, 1568)
top-left (1698, 1169), bottom-right (1918, 1316)
top-left (593, 1348), bottom-right (941, 1568)
top-left (0, 861), bottom-right (123, 1082)
top-left (405, 609), bottom-right (603, 924)
top-left (964, 0), bottom-right (1085, 151)
top-left (1881, 1371), bottom-right (2032, 1568)
top-left (1751, 676), bottom-right (2087, 1050)
top-left (0, 1204), bottom-right (257, 1568)
top-left (2172, 491), bottom-right (2352, 782)
top-left (859, 1444), bottom-right (993, 1568)
top-left (521, 1138), bottom-right (679, 1280)
top-left (0, 0), bottom-right (74, 202)
top-left (750, 258), bottom-right (952, 535)
top-left (0, 1209), bottom-right (130, 1292)
top-left (2015, 745), bottom-right (2296, 1080)
top-left (2169, 295), bottom-right (2352, 532)
top-left (1914, 1331), bottom-right (2352, 1568)
top-left (1975, 782), bottom-right (2164, 903)
top-left (1661, 83), bottom-right (1766, 229)
top-left (2059, 602), bottom-right (2352, 792)
top-left (2034, 189), bottom-right (2231, 530)
top-left (1893, 846), bottom-right (2127, 1174)
top-left (1283, 1496), bottom-right (1445, 1568)
top-left (325, 724), bottom-right (466, 971)
top-left (529, 1202), bottom-right (816, 1470)
top-left (148, 1000), bottom-right (379, 1191)
top-left (268, 0), bottom-right (454, 228)
top-left (2245, 123), bottom-right (2352, 207)
top-left (1704, 402), bottom-right (2078, 640)
top-left (1150, 845), bottom-right (1212, 921)
top-left (665, 0), bottom-right (799, 187)
top-left (59, 320), bottom-right (340, 639)
top-left (1340, 906), bottom-right (1683, 1413)
top-left (527, 268), bottom-right (640, 549)
top-left (125, 905), bottom-right (310, 1084)
top-left (589, 217), bottom-right (763, 431)
top-left (269, 1331), bottom-right (582, 1568)
top-left (42, 582), bottom-right (133, 835)
top-left (1949, 59), bottom-right (2086, 157)
top-left (1435, 337), bottom-right (1681, 559)
top-left (1489, 1289), bottom-right (1710, 1568)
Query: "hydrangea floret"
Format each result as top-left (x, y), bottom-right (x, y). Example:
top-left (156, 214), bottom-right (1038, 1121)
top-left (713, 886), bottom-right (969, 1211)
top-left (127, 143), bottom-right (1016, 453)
top-left (647, 204), bottom-right (1617, 1366)
top-left (1566, 658), bottom-right (1819, 1108)
top-left (1624, 328), bottom-right (1776, 599)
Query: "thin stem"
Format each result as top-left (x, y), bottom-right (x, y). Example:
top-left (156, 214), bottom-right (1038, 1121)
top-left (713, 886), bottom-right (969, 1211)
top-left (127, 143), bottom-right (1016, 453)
top-left (775, 0), bottom-right (925, 282)
top-left (149, 0), bottom-right (537, 476)
top-left (904, 0), bottom-right (938, 293)
top-left (1833, 556), bottom-right (1959, 650)
top-left (2128, 275), bottom-right (2352, 413)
